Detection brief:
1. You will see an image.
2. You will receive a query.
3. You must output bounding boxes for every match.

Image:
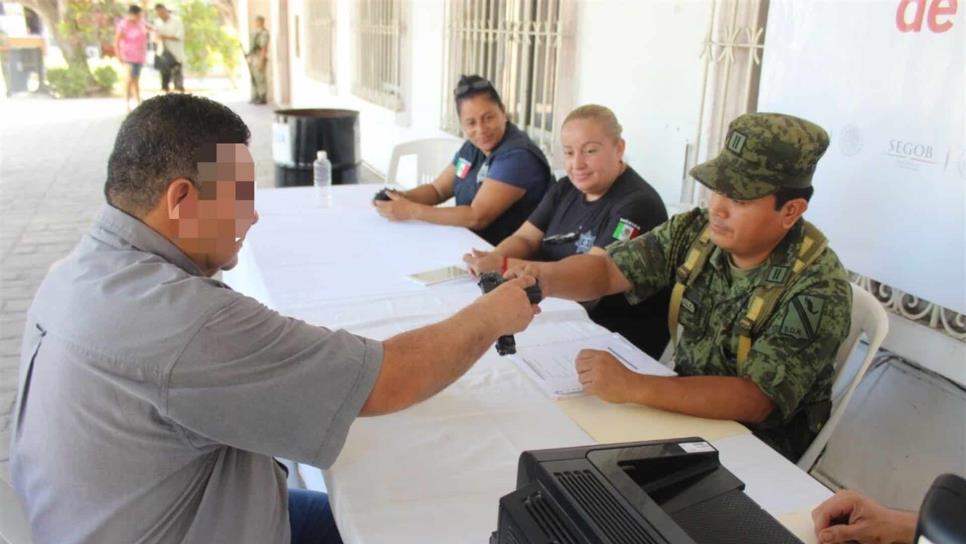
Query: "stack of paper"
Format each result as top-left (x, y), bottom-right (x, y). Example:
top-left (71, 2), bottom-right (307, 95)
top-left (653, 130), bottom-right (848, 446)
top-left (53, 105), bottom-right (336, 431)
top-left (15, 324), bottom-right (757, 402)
top-left (511, 333), bottom-right (676, 398)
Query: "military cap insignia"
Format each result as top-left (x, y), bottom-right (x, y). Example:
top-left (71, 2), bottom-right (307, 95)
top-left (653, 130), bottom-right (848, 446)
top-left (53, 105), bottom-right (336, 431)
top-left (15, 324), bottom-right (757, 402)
top-left (726, 130), bottom-right (748, 154)
top-left (780, 295), bottom-right (826, 340)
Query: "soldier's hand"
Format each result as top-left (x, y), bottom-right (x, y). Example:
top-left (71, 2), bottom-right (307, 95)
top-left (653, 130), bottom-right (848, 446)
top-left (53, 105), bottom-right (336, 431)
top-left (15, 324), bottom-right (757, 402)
top-left (575, 349), bottom-right (636, 404)
top-left (462, 249), bottom-right (501, 278)
top-left (504, 262), bottom-right (551, 295)
top-left (373, 191), bottom-right (419, 221)
top-left (811, 490), bottom-right (917, 544)
top-left (474, 274), bottom-right (540, 336)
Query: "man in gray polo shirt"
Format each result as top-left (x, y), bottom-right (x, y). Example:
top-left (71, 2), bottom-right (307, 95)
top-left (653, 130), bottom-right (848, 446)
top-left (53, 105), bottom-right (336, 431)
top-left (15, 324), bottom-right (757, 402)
top-left (9, 94), bottom-right (539, 544)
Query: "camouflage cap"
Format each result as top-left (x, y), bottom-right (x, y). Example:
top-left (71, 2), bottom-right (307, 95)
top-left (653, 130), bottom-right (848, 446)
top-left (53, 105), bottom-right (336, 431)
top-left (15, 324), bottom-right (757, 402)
top-left (690, 113), bottom-right (830, 200)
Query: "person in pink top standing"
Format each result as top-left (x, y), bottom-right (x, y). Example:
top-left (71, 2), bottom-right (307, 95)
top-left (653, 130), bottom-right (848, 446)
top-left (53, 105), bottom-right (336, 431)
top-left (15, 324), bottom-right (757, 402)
top-left (115, 5), bottom-right (149, 111)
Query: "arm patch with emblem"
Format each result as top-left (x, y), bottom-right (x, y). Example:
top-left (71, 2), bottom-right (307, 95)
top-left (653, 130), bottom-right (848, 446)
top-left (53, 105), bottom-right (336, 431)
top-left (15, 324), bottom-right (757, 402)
top-left (780, 295), bottom-right (826, 341)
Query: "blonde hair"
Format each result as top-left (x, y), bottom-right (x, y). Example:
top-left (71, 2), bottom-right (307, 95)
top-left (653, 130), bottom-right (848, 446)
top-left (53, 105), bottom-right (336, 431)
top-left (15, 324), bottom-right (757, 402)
top-left (562, 104), bottom-right (623, 142)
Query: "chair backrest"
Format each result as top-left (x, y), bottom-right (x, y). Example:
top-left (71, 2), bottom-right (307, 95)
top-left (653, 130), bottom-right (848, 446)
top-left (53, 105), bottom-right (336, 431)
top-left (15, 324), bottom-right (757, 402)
top-left (797, 283), bottom-right (889, 471)
top-left (1, 476), bottom-right (33, 544)
top-left (386, 138), bottom-right (462, 189)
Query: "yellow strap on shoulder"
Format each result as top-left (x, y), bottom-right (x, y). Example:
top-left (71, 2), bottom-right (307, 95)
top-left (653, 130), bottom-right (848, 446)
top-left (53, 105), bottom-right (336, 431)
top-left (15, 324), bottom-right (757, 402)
top-left (735, 221), bottom-right (829, 370)
top-left (668, 283), bottom-right (686, 347)
top-left (667, 225), bottom-right (713, 350)
top-left (736, 294), bottom-right (765, 373)
top-left (736, 336), bottom-right (753, 373)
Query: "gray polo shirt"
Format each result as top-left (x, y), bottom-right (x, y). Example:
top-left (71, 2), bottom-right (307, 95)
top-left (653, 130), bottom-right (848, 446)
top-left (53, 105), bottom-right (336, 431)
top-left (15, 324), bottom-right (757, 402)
top-left (10, 204), bottom-right (383, 543)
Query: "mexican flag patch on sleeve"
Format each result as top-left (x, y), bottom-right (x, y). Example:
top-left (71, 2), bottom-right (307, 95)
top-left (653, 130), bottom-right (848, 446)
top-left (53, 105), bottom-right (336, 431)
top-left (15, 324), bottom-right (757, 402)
top-left (455, 158), bottom-right (472, 179)
top-left (612, 218), bottom-right (641, 241)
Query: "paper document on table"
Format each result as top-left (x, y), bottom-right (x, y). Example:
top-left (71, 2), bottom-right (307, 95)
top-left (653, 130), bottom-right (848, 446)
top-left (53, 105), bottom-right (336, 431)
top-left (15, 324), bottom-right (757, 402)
top-left (511, 333), bottom-right (675, 399)
top-left (406, 265), bottom-right (471, 286)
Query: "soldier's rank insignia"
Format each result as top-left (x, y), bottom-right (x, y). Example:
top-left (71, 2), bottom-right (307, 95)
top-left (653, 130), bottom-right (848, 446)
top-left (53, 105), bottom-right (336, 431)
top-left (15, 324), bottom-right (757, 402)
top-left (780, 295), bottom-right (826, 340)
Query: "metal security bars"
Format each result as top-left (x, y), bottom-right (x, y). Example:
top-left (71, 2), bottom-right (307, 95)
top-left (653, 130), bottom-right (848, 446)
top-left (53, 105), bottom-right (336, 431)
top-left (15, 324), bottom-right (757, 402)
top-left (305, 0), bottom-right (336, 84)
top-left (683, 0), bottom-right (768, 207)
top-left (351, 0), bottom-right (404, 111)
top-left (441, 0), bottom-right (572, 156)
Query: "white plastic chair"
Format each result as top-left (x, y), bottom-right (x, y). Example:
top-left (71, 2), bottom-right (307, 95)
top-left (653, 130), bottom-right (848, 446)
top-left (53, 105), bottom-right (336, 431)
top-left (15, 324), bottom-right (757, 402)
top-left (1, 476), bottom-right (33, 544)
top-left (386, 138), bottom-right (462, 189)
top-left (797, 283), bottom-right (889, 471)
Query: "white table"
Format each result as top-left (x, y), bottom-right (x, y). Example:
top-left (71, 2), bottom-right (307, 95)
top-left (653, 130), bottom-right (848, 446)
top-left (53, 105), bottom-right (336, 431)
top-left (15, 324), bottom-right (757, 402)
top-left (223, 185), bottom-right (831, 544)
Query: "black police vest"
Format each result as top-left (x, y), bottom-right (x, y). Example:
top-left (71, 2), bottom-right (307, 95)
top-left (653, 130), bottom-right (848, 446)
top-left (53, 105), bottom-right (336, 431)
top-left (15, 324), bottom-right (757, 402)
top-left (452, 123), bottom-right (552, 245)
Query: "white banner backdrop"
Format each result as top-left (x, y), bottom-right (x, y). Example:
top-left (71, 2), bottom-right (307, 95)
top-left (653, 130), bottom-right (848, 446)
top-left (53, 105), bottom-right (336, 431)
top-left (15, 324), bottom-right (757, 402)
top-left (758, 0), bottom-right (965, 314)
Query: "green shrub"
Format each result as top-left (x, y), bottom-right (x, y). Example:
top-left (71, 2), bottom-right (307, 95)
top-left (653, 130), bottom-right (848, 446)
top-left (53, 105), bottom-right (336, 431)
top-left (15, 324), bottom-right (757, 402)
top-left (46, 66), bottom-right (89, 98)
top-left (93, 65), bottom-right (118, 92)
top-left (178, 0), bottom-right (239, 75)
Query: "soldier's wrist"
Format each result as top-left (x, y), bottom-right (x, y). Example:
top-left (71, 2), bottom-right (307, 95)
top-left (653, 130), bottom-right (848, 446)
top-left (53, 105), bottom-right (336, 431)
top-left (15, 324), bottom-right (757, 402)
top-left (627, 373), bottom-right (658, 405)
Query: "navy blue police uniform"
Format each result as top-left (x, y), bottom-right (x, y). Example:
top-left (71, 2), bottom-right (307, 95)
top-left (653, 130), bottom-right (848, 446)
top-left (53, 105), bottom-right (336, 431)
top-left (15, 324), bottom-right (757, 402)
top-left (528, 165), bottom-right (671, 358)
top-left (452, 123), bottom-right (554, 246)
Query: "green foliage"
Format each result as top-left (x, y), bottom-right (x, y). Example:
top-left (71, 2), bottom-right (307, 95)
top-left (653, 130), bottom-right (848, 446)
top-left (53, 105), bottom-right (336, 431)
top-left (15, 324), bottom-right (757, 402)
top-left (56, 0), bottom-right (126, 57)
top-left (46, 66), bottom-right (89, 97)
top-left (47, 63), bottom-right (118, 97)
top-left (92, 65), bottom-right (119, 91)
top-left (173, 0), bottom-right (239, 76)
top-left (43, 0), bottom-right (124, 95)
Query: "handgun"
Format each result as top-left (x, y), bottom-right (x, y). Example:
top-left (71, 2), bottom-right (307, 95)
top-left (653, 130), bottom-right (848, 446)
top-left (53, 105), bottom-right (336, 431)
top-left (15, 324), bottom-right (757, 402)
top-left (477, 272), bottom-right (542, 356)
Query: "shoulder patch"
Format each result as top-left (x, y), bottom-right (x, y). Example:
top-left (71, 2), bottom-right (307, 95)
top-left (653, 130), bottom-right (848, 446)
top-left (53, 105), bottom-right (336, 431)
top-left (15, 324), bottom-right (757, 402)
top-left (455, 157), bottom-right (472, 179)
top-left (780, 295), bottom-right (826, 340)
top-left (612, 218), bottom-right (641, 241)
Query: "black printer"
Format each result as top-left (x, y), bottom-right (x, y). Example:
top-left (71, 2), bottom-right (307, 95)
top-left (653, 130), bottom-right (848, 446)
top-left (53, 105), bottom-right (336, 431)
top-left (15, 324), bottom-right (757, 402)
top-left (493, 437), bottom-right (803, 544)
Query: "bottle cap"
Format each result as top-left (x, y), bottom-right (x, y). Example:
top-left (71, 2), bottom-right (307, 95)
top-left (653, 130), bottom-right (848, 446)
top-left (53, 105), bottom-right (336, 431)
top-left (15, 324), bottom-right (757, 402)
top-left (317, 150), bottom-right (327, 160)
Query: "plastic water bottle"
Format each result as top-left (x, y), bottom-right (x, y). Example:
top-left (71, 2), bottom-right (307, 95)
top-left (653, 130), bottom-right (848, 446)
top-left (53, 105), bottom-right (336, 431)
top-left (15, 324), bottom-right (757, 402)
top-left (313, 150), bottom-right (332, 207)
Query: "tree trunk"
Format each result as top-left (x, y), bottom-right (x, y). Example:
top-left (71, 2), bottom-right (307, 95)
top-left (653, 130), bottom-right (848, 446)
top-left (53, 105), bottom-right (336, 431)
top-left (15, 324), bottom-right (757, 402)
top-left (20, 0), bottom-right (98, 91)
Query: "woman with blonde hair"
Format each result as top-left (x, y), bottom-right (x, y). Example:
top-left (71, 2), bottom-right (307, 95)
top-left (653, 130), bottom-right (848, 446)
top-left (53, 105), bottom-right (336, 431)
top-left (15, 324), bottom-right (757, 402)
top-left (464, 104), bottom-right (670, 356)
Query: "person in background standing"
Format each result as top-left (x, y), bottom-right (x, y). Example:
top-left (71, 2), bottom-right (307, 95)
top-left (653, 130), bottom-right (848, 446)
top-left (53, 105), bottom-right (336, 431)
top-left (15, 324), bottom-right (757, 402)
top-left (247, 15), bottom-right (270, 105)
top-left (154, 3), bottom-right (185, 93)
top-left (115, 5), bottom-right (148, 111)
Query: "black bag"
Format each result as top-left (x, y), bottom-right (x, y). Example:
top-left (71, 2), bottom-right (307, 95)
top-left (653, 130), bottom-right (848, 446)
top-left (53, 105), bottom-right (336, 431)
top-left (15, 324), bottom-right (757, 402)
top-left (155, 49), bottom-right (177, 71)
top-left (153, 49), bottom-right (167, 71)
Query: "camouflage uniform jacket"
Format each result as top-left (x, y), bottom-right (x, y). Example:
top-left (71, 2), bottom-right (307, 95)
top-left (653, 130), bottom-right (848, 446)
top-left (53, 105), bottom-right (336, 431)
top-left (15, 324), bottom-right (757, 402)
top-left (607, 208), bottom-right (852, 460)
top-left (249, 28), bottom-right (270, 57)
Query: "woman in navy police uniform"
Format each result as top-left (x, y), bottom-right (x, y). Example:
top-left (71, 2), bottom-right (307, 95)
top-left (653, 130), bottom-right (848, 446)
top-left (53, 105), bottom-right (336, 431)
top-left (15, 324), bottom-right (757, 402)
top-left (373, 75), bottom-right (553, 246)
top-left (463, 105), bottom-right (671, 358)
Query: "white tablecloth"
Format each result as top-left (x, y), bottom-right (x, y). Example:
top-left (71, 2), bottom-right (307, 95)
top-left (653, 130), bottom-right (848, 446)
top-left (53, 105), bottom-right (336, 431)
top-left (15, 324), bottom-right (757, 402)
top-left (223, 185), bottom-right (831, 544)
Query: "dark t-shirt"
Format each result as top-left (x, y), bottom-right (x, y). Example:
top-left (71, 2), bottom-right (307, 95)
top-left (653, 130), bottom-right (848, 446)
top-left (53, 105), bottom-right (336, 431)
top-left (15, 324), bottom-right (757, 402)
top-left (452, 123), bottom-right (553, 245)
top-left (527, 166), bottom-right (672, 358)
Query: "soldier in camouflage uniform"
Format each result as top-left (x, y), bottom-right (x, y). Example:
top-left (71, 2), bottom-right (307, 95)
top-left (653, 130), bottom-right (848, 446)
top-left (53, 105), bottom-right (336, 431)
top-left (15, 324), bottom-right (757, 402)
top-left (513, 113), bottom-right (852, 461)
top-left (247, 16), bottom-right (270, 104)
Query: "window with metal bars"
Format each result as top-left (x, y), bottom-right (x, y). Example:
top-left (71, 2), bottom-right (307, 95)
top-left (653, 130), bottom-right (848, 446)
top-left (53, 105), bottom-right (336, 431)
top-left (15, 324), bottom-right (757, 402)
top-left (305, 0), bottom-right (336, 84)
top-left (352, 0), bottom-right (404, 111)
top-left (442, 0), bottom-right (570, 156)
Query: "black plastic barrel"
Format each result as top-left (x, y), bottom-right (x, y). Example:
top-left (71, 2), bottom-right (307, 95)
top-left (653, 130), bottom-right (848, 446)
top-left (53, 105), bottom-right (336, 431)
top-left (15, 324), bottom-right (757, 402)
top-left (271, 108), bottom-right (361, 187)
